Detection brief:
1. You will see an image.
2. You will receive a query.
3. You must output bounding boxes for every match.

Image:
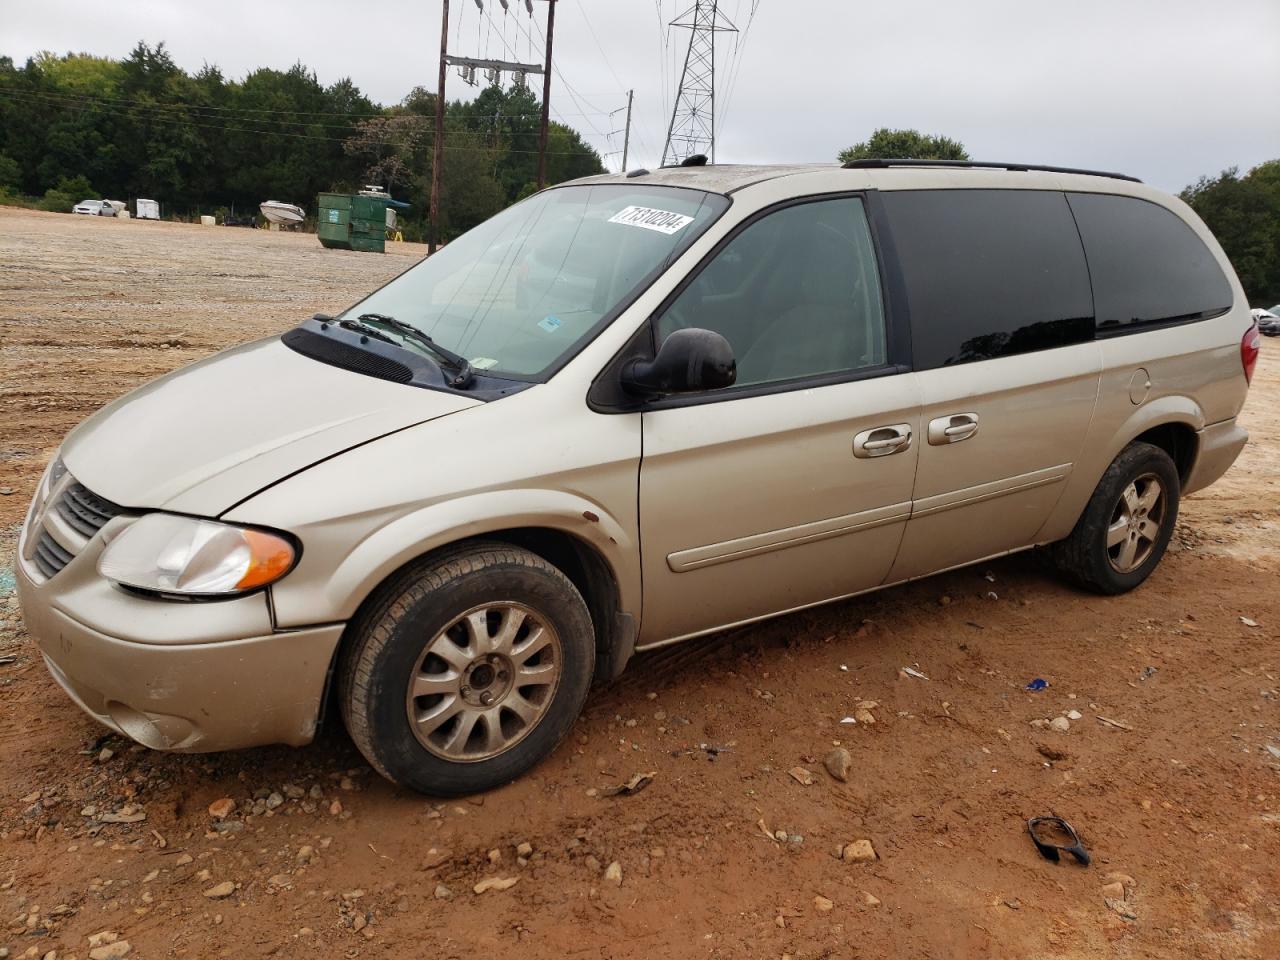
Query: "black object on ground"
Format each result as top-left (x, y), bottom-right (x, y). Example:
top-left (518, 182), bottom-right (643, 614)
top-left (1027, 815), bottom-right (1090, 865)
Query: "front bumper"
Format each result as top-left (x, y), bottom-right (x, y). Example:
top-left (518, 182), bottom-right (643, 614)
top-left (16, 559), bottom-right (344, 752)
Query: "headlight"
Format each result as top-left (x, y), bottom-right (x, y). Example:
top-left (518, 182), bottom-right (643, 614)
top-left (98, 514), bottom-right (297, 597)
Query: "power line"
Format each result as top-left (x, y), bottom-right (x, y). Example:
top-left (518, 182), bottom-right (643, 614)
top-left (719, 0), bottom-right (761, 136)
top-left (573, 0), bottom-right (628, 97)
top-left (520, 11), bottom-right (613, 121)
top-left (1, 85), bottom-right (393, 119)
top-left (1, 90), bottom-right (554, 144)
top-left (3, 86), bottom-right (614, 122)
top-left (655, 0), bottom-right (671, 129)
top-left (0, 89), bottom-right (593, 155)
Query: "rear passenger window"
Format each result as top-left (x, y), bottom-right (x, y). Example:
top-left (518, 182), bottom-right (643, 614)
top-left (1066, 192), bottom-right (1232, 332)
top-left (882, 189), bottom-right (1094, 370)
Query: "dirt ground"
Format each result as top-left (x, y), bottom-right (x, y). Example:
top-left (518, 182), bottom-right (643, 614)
top-left (1, 205), bottom-right (1277, 960)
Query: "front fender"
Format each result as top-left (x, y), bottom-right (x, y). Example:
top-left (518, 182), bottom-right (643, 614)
top-left (267, 488), bottom-right (640, 629)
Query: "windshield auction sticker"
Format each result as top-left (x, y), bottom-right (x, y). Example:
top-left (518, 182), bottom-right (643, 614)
top-left (607, 205), bottom-right (695, 235)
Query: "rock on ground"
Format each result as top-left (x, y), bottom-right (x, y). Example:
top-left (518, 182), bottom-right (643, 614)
top-left (824, 747), bottom-right (853, 782)
top-left (841, 840), bottom-right (878, 864)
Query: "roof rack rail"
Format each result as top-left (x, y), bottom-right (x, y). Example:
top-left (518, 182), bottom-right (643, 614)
top-left (840, 158), bottom-right (1142, 183)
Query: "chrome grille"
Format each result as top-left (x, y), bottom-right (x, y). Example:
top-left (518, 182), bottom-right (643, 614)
top-left (55, 482), bottom-right (123, 539)
top-left (21, 466), bottom-right (125, 582)
top-left (33, 532), bottom-right (75, 579)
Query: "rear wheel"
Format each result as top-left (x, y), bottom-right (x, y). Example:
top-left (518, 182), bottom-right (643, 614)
top-left (339, 543), bottom-right (595, 795)
top-left (1052, 442), bottom-right (1180, 595)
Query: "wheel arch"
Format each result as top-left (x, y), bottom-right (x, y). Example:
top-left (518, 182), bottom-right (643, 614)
top-left (472, 526), bottom-right (635, 683)
top-left (315, 489), bottom-right (640, 690)
top-left (1103, 395), bottom-right (1205, 489)
top-left (1037, 395), bottom-right (1205, 545)
top-left (1129, 421), bottom-right (1198, 487)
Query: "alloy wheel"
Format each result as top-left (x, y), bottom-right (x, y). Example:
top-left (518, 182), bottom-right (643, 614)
top-left (405, 602), bottom-right (562, 762)
top-left (1106, 473), bottom-right (1165, 574)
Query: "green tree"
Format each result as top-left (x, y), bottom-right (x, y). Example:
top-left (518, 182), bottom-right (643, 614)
top-left (0, 152), bottom-right (20, 188)
top-left (31, 50), bottom-right (122, 94)
top-left (440, 142), bottom-right (506, 237)
top-left (1181, 160), bottom-right (1280, 306)
top-left (36, 173), bottom-right (96, 211)
top-left (444, 82), bottom-right (604, 206)
top-left (343, 81), bottom-right (604, 241)
top-left (0, 45), bottom-right (603, 228)
top-left (838, 128), bottom-right (969, 164)
top-left (114, 43), bottom-right (199, 201)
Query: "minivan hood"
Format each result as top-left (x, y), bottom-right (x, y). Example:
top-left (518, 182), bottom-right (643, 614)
top-left (61, 336), bottom-right (480, 515)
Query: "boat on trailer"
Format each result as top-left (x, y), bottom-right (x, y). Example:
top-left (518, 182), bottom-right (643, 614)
top-left (259, 201), bottom-right (305, 225)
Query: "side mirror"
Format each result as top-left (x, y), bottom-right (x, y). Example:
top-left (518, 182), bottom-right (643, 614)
top-left (622, 328), bottom-right (737, 396)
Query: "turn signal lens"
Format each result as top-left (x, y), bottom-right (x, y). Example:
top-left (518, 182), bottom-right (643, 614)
top-left (98, 514), bottom-right (297, 597)
top-left (238, 529), bottom-right (297, 590)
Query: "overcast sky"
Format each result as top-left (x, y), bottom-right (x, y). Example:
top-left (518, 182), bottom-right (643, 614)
top-left (4, 0), bottom-right (1277, 191)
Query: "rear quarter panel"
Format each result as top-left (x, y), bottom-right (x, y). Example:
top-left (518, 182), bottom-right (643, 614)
top-left (1036, 182), bottom-right (1251, 543)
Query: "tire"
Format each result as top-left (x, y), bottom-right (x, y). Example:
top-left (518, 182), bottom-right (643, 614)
top-left (339, 542), bottom-right (595, 796)
top-left (1051, 442), bottom-right (1181, 595)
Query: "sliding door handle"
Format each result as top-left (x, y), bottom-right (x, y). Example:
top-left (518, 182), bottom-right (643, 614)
top-left (928, 413), bottom-right (979, 445)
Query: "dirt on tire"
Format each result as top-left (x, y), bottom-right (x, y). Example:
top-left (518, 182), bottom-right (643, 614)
top-left (2, 206), bottom-right (1278, 960)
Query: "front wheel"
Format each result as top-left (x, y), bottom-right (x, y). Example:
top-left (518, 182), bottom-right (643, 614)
top-left (339, 543), bottom-right (595, 795)
top-left (1051, 442), bottom-right (1181, 595)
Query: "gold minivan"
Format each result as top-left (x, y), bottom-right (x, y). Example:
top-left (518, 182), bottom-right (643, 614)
top-left (17, 159), bottom-right (1260, 795)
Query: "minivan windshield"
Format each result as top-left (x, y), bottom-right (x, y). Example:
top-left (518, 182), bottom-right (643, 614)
top-left (343, 184), bottom-right (728, 379)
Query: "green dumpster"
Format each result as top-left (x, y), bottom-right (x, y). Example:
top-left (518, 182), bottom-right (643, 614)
top-left (317, 193), bottom-right (387, 253)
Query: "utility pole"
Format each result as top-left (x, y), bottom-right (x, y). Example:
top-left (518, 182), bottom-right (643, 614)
top-left (536, 0), bottom-right (556, 189)
top-left (428, 0), bottom-right (449, 255)
top-left (621, 88), bottom-right (633, 171)
top-left (430, 1), bottom-right (544, 251)
top-left (662, 1), bottom-right (736, 166)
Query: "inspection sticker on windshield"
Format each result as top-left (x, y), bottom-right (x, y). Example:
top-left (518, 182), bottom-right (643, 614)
top-left (538, 315), bottom-right (563, 333)
top-left (608, 205), bottom-right (694, 235)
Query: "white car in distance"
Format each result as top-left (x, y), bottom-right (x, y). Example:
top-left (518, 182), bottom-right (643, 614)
top-left (72, 199), bottom-right (119, 217)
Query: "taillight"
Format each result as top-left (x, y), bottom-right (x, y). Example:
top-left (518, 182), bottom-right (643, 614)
top-left (1241, 322), bottom-right (1260, 384)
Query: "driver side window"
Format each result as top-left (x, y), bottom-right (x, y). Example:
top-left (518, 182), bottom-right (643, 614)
top-left (654, 196), bottom-right (887, 388)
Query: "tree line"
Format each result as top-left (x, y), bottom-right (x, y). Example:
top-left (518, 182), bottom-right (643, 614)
top-left (0, 43), bottom-right (604, 241)
top-left (2, 59), bottom-right (1275, 305)
top-left (1180, 163), bottom-right (1280, 307)
top-left (840, 128), bottom-right (1279, 307)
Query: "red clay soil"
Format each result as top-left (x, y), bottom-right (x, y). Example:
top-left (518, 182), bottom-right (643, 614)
top-left (1, 207), bottom-right (1277, 959)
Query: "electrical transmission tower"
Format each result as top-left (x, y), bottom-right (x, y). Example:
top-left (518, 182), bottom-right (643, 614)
top-left (661, 1), bottom-right (737, 166)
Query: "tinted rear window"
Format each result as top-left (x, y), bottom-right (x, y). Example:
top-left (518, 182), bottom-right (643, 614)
top-left (882, 189), bottom-right (1095, 370)
top-left (1066, 192), bottom-right (1232, 332)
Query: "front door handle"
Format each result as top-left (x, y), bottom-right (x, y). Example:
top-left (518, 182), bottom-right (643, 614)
top-left (928, 412), bottom-right (979, 445)
top-left (853, 423), bottom-right (913, 459)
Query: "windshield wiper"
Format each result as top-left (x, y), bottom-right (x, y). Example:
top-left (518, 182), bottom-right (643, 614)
top-left (356, 312), bottom-right (474, 388)
top-left (312, 312), bottom-right (399, 346)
